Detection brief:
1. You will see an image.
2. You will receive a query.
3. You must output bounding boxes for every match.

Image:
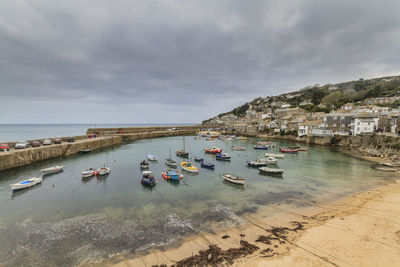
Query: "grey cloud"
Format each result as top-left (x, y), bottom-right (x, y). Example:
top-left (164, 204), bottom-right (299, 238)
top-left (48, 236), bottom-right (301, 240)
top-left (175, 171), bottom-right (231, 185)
top-left (0, 0), bottom-right (399, 123)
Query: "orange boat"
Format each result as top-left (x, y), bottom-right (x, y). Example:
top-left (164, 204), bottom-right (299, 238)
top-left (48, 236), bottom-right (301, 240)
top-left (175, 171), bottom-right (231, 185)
top-left (204, 147), bottom-right (222, 154)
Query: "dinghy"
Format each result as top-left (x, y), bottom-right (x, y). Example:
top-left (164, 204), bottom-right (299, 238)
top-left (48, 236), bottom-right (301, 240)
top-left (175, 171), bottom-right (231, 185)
top-left (280, 148), bottom-right (299, 154)
top-left (181, 161), bottom-right (199, 173)
top-left (204, 147), bottom-right (222, 154)
top-left (97, 165), bottom-right (111, 176)
top-left (79, 149), bottom-right (92, 155)
top-left (254, 144), bottom-right (269, 150)
top-left (161, 169), bottom-right (183, 181)
top-left (10, 176), bottom-right (42, 191)
top-left (140, 171), bottom-right (157, 186)
top-left (147, 153), bottom-right (157, 161)
top-left (222, 173), bottom-right (245, 185)
top-left (231, 146), bottom-right (246, 150)
top-left (265, 153), bottom-right (284, 158)
top-left (259, 156), bottom-right (278, 164)
top-left (247, 160), bottom-right (267, 168)
top-left (40, 165), bottom-right (63, 175)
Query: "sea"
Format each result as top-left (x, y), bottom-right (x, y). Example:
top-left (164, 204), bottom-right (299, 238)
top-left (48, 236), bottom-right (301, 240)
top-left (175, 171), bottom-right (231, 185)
top-left (0, 123), bottom-right (194, 143)
top-left (0, 135), bottom-right (393, 266)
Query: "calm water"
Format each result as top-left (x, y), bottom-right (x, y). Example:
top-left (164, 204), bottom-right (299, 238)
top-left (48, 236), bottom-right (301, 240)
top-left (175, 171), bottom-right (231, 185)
top-left (0, 136), bottom-right (392, 266)
top-left (0, 123), bottom-right (193, 143)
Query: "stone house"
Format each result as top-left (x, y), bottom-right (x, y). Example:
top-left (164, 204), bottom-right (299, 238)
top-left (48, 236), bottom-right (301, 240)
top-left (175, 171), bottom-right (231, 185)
top-left (298, 120), bottom-right (323, 137)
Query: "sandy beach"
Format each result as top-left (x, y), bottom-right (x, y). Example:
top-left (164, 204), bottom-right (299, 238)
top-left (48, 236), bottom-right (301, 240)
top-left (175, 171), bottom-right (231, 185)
top-left (97, 170), bottom-right (400, 267)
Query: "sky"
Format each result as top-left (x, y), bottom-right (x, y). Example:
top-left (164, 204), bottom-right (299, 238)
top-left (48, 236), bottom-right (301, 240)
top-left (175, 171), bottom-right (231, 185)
top-left (0, 0), bottom-right (400, 124)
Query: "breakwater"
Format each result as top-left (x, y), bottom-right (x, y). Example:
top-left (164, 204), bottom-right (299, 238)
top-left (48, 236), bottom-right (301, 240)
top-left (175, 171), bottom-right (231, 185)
top-left (0, 127), bottom-right (199, 172)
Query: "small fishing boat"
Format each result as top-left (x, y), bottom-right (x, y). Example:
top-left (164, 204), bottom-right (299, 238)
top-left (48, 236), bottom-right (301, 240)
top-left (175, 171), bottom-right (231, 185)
top-left (40, 165), bottom-right (63, 175)
top-left (231, 146), bottom-right (246, 151)
top-left (140, 171), bottom-right (157, 186)
top-left (237, 136), bottom-right (248, 141)
top-left (254, 144), bottom-right (269, 150)
top-left (161, 169), bottom-right (183, 181)
top-left (222, 173), bottom-right (245, 185)
top-left (257, 141), bottom-right (271, 146)
top-left (82, 168), bottom-right (98, 178)
top-left (216, 153), bottom-right (231, 161)
top-left (165, 149), bottom-right (177, 168)
top-left (79, 149), bottom-right (92, 155)
top-left (181, 161), bottom-right (199, 173)
top-left (200, 160), bottom-right (215, 169)
top-left (140, 160), bottom-right (149, 169)
top-left (259, 156), bottom-right (278, 164)
top-left (10, 176), bottom-right (42, 191)
top-left (147, 153), bottom-right (157, 161)
top-left (288, 146), bottom-right (308, 151)
top-left (265, 153), bottom-right (284, 158)
top-left (226, 137), bottom-right (235, 141)
top-left (280, 148), bottom-right (299, 154)
top-left (259, 167), bottom-right (284, 175)
top-left (204, 147), bottom-right (222, 154)
top-left (194, 157), bottom-right (204, 162)
top-left (97, 165), bottom-right (111, 176)
top-left (247, 160), bottom-right (267, 168)
top-left (176, 136), bottom-right (189, 157)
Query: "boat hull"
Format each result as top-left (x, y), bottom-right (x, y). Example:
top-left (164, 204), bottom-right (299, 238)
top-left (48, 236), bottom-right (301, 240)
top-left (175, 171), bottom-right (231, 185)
top-left (40, 166), bottom-right (63, 174)
top-left (11, 177), bottom-right (42, 191)
top-left (222, 174), bottom-right (245, 185)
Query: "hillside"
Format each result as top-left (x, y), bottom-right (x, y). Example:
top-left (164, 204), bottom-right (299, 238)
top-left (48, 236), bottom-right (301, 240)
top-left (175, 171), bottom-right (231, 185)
top-left (203, 75), bottom-right (400, 124)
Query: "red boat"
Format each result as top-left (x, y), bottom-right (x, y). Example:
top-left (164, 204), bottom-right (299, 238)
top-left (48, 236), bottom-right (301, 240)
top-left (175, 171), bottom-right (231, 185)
top-left (204, 147), bottom-right (222, 154)
top-left (280, 148), bottom-right (299, 153)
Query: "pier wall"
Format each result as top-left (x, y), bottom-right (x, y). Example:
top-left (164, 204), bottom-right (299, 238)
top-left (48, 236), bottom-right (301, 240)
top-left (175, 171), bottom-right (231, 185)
top-left (0, 127), bottom-right (199, 172)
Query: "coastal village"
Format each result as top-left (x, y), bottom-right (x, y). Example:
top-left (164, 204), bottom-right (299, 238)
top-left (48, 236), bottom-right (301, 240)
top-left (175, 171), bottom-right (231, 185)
top-left (203, 76), bottom-right (400, 138)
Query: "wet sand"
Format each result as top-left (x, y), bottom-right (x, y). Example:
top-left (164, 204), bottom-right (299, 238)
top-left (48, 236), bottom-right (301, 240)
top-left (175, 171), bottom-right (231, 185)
top-left (97, 176), bottom-right (400, 267)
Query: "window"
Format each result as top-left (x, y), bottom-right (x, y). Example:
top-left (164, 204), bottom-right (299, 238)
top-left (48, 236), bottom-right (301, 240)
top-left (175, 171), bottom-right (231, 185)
top-left (341, 124), bottom-right (345, 128)
top-left (333, 116), bottom-right (337, 120)
top-left (357, 121), bottom-right (360, 126)
top-left (357, 127), bottom-right (360, 131)
top-left (341, 116), bottom-right (345, 120)
top-left (332, 124), bottom-right (336, 127)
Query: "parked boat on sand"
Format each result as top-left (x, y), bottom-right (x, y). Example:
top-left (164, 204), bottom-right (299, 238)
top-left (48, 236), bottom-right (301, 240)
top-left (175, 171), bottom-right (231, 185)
top-left (40, 165), bottom-right (63, 175)
top-left (222, 173), bottom-right (245, 185)
top-left (10, 176), bottom-right (42, 191)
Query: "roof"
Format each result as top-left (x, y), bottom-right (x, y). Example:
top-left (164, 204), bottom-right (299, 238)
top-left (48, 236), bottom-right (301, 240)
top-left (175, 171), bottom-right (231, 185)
top-left (355, 113), bottom-right (379, 118)
top-left (301, 120), bottom-right (323, 126)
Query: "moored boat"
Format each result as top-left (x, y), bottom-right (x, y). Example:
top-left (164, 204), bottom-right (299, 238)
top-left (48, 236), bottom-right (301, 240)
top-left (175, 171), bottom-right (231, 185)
top-left (222, 173), bottom-right (245, 185)
top-left (140, 171), bottom-right (157, 186)
top-left (165, 149), bottom-right (177, 168)
top-left (40, 165), bottom-right (63, 175)
top-left (161, 169), bottom-right (183, 181)
top-left (147, 153), bottom-right (157, 161)
top-left (231, 146), bottom-right (246, 151)
top-left (254, 144), bottom-right (269, 150)
top-left (79, 149), bottom-right (92, 155)
top-left (10, 176), bottom-right (42, 191)
top-left (280, 148), bottom-right (299, 154)
top-left (247, 160), bottom-right (267, 168)
top-left (176, 136), bottom-right (189, 157)
top-left (259, 156), bottom-right (278, 164)
top-left (97, 165), bottom-right (111, 176)
top-left (181, 161), bottom-right (199, 173)
top-left (259, 167), bottom-right (284, 175)
top-left (226, 137), bottom-right (235, 141)
top-left (194, 157), bottom-right (204, 162)
top-left (216, 153), bottom-right (231, 161)
top-left (236, 136), bottom-right (248, 141)
top-left (204, 147), bottom-right (222, 154)
top-left (82, 168), bottom-right (98, 178)
top-left (140, 160), bottom-right (149, 169)
top-left (200, 160), bottom-right (215, 169)
top-left (265, 153), bottom-right (284, 158)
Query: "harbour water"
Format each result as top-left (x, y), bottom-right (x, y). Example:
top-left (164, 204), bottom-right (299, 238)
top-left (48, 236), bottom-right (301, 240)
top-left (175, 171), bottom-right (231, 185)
top-left (0, 123), bottom-right (193, 143)
top-left (0, 136), bottom-right (392, 266)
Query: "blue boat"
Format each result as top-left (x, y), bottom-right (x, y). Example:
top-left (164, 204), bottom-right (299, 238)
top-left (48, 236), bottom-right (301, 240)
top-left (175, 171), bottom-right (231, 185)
top-left (216, 153), bottom-right (231, 161)
top-left (162, 170), bottom-right (183, 181)
top-left (200, 160), bottom-right (215, 169)
top-left (254, 145), bottom-right (269, 150)
top-left (140, 171), bottom-right (157, 186)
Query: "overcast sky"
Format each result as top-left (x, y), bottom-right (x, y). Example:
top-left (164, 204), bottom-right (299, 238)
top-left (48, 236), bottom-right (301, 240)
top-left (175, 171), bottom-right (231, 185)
top-left (0, 0), bottom-right (399, 124)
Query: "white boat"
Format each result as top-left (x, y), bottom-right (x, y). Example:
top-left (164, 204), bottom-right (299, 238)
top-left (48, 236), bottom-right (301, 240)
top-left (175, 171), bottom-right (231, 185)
top-left (222, 173), bottom-right (245, 185)
top-left (10, 176), bottom-right (42, 191)
top-left (82, 168), bottom-right (97, 178)
top-left (97, 166), bottom-right (111, 176)
top-left (147, 153), bottom-right (157, 161)
top-left (259, 167), bottom-right (284, 175)
top-left (259, 156), bottom-right (278, 164)
top-left (226, 137), bottom-right (235, 141)
top-left (265, 153), bottom-right (284, 159)
top-left (40, 165), bottom-right (63, 175)
top-left (231, 146), bottom-right (246, 150)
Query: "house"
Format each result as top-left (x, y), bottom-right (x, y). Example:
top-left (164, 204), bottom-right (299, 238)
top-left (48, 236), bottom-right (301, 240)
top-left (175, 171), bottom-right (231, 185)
top-left (287, 115), bottom-right (306, 132)
top-left (390, 114), bottom-right (400, 135)
top-left (281, 103), bottom-right (291, 109)
top-left (351, 113), bottom-right (379, 136)
top-left (299, 100), bottom-right (313, 106)
top-left (298, 120), bottom-right (323, 137)
top-left (322, 113), bottom-right (354, 134)
top-left (274, 107), bottom-right (305, 119)
top-left (341, 103), bottom-right (355, 110)
top-left (311, 129), bottom-right (334, 137)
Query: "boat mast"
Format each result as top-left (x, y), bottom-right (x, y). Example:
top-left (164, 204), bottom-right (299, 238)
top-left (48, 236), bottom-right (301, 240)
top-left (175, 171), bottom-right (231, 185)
top-left (183, 136), bottom-right (186, 152)
top-left (169, 148), bottom-right (171, 159)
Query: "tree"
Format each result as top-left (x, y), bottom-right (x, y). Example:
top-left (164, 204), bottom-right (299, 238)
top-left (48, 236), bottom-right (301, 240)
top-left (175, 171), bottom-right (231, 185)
top-left (321, 91), bottom-right (342, 107)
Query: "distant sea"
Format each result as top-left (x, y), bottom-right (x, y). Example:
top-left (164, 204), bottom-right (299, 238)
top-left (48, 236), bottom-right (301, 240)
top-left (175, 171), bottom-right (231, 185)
top-left (0, 123), bottom-right (194, 143)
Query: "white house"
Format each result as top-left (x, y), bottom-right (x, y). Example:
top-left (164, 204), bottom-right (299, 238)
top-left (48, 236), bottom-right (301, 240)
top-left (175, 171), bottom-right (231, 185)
top-left (351, 114), bottom-right (379, 136)
top-left (298, 120), bottom-right (323, 137)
